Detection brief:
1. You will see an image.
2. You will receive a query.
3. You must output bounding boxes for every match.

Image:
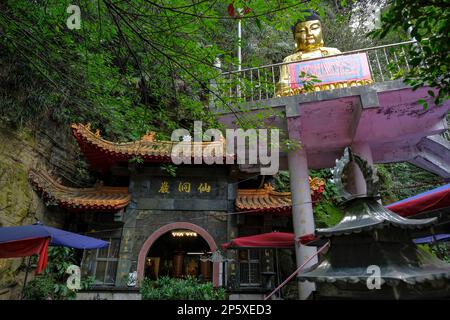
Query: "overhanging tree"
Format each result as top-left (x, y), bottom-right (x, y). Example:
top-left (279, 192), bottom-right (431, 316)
top-left (0, 0), bottom-right (322, 139)
top-left (372, 0), bottom-right (450, 107)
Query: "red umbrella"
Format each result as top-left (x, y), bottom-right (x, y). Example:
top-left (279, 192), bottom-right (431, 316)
top-left (0, 222), bottom-right (108, 273)
top-left (386, 183), bottom-right (450, 217)
top-left (0, 222), bottom-right (109, 299)
top-left (0, 237), bottom-right (50, 273)
top-left (222, 232), bottom-right (295, 249)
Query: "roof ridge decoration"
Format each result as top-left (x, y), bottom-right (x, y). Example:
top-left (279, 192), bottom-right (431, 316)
top-left (316, 146), bottom-right (437, 237)
top-left (28, 169), bottom-right (131, 212)
top-left (331, 147), bottom-right (380, 202)
top-left (235, 179), bottom-right (325, 214)
top-left (237, 183), bottom-right (291, 196)
top-left (71, 123), bottom-right (231, 171)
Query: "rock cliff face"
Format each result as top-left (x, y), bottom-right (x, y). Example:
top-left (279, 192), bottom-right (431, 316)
top-left (0, 120), bottom-right (90, 299)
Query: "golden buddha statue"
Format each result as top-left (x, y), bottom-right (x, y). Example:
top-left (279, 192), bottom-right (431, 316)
top-left (276, 11), bottom-right (372, 97)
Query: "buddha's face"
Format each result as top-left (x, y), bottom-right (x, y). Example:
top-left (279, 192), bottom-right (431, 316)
top-left (294, 20), bottom-right (324, 52)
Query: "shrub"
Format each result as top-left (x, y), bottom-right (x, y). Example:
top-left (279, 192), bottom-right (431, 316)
top-left (140, 276), bottom-right (226, 300)
top-left (23, 247), bottom-right (95, 300)
top-left (22, 275), bottom-right (55, 300)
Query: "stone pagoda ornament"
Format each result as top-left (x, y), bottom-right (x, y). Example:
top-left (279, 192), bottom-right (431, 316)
top-left (299, 147), bottom-right (450, 299)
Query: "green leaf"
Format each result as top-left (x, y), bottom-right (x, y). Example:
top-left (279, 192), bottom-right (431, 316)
top-left (255, 18), bottom-right (262, 31)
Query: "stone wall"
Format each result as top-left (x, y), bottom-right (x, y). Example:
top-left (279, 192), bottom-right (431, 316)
top-left (77, 289), bottom-right (141, 300)
top-left (133, 210), bottom-right (228, 252)
top-left (115, 166), bottom-right (235, 287)
top-left (116, 209), bottom-right (228, 286)
top-left (0, 120), bottom-right (90, 299)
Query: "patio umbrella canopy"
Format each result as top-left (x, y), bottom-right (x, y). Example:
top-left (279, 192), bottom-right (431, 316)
top-left (413, 234), bottom-right (450, 244)
top-left (386, 183), bottom-right (450, 217)
top-left (222, 232), bottom-right (295, 249)
top-left (0, 223), bottom-right (109, 273)
top-left (0, 223), bottom-right (109, 250)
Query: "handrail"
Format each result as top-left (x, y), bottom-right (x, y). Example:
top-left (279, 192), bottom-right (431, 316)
top-left (215, 40), bottom-right (418, 103)
top-left (222, 40), bottom-right (418, 75)
top-left (264, 241), bottom-right (330, 300)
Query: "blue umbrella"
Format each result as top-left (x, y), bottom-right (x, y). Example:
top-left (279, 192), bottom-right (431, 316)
top-left (0, 222), bottom-right (109, 249)
top-left (0, 222), bottom-right (108, 299)
top-left (413, 234), bottom-right (450, 244)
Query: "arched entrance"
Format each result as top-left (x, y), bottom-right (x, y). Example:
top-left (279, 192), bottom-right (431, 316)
top-left (137, 222), bottom-right (220, 287)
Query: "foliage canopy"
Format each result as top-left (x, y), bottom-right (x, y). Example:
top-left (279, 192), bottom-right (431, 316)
top-left (372, 0), bottom-right (450, 107)
top-left (0, 0), bottom-right (326, 140)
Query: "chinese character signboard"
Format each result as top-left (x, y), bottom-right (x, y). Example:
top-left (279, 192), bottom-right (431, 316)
top-left (136, 177), bottom-right (224, 199)
top-left (288, 53), bottom-right (372, 90)
top-left (132, 173), bottom-right (229, 211)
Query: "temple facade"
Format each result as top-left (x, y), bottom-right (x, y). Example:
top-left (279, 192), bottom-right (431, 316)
top-left (29, 123), bottom-right (324, 298)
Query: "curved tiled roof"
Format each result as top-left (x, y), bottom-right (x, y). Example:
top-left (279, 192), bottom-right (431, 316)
top-left (316, 197), bottom-right (437, 237)
top-left (236, 178), bottom-right (325, 214)
top-left (71, 123), bottom-right (229, 171)
top-left (236, 186), bottom-right (292, 214)
top-left (298, 242), bottom-right (450, 287)
top-left (29, 170), bottom-right (131, 212)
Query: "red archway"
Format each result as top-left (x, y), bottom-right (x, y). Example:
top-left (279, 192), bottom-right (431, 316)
top-left (137, 222), bottom-right (220, 287)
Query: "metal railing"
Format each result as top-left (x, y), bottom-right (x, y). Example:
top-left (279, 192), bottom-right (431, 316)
top-left (264, 241), bottom-right (330, 300)
top-left (214, 40), bottom-right (418, 104)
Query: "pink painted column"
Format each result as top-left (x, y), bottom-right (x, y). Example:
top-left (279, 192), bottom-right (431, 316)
top-left (287, 119), bottom-right (317, 300)
top-left (352, 142), bottom-right (374, 165)
top-left (352, 142), bottom-right (374, 196)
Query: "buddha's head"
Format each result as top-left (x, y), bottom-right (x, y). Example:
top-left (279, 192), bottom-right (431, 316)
top-left (291, 10), bottom-right (324, 52)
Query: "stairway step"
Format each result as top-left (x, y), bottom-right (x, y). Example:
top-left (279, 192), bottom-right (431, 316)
top-left (408, 134), bottom-right (450, 178)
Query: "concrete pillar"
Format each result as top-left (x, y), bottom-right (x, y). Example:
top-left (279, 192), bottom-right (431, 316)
top-left (352, 142), bottom-right (374, 165)
top-left (351, 142), bottom-right (374, 197)
top-left (287, 145), bottom-right (317, 300)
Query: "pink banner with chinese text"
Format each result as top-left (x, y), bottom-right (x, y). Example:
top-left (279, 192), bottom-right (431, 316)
top-left (288, 53), bottom-right (372, 89)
